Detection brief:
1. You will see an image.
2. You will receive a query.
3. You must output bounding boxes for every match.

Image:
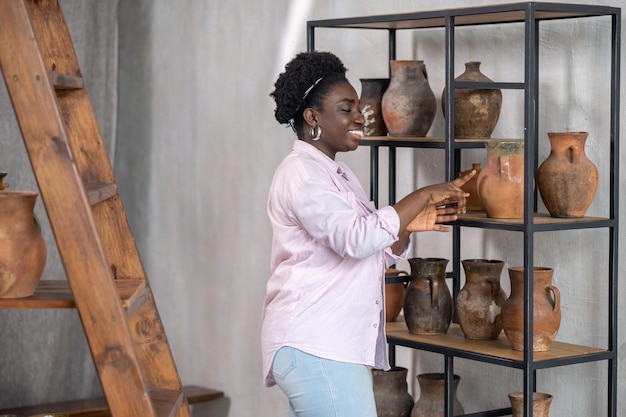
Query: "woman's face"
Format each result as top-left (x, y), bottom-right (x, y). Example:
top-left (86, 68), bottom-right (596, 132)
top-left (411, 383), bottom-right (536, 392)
top-left (305, 81), bottom-right (365, 160)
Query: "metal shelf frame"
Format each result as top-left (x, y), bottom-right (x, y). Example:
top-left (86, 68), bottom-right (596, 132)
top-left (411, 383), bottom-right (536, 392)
top-left (307, 3), bottom-right (620, 417)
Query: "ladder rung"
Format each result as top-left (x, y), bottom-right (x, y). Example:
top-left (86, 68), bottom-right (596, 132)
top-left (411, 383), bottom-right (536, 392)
top-left (48, 71), bottom-right (85, 89)
top-left (85, 181), bottom-right (118, 205)
top-left (151, 388), bottom-right (184, 417)
top-left (0, 279), bottom-right (146, 309)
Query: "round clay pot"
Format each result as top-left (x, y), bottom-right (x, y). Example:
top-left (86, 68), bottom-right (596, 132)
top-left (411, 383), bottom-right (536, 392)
top-left (0, 191), bottom-right (47, 298)
top-left (442, 61), bottom-right (502, 139)
top-left (538, 131), bottom-right (598, 218)
top-left (501, 266), bottom-right (561, 351)
top-left (508, 391), bottom-right (553, 417)
top-left (360, 78), bottom-right (390, 136)
top-left (411, 373), bottom-right (465, 417)
top-left (385, 267), bottom-right (409, 322)
top-left (456, 259), bottom-right (507, 340)
top-left (372, 367), bottom-right (414, 417)
top-left (476, 140), bottom-right (525, 219)
top-left (459, 163), bottom-right (483, 211)
top-left (404, 258), bottom-right (452, 335)
top-left (382, 60), bottom-right (437, 137)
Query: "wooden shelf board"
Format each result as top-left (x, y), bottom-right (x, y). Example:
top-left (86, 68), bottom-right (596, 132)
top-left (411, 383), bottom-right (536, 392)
top-left (459, 211), bottom-right (608, 224)
top-left (0, 279), bottom-right (145, 309)
top-left (386, 321), bottom-right (606, 362)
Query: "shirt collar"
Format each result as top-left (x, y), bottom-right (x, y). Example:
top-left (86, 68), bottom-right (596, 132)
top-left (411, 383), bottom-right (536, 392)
top-left (292, 139), bottom-right (340, 173)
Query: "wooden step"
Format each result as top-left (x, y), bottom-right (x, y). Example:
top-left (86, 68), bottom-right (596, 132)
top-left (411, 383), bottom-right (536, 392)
top-left (0, 385), bottom-right (224, 417)
top-left (84, 182), bottom-right (118, 205)
top-left (48, 71), bottom-right (84, 89)
top-left (0, 279), bottom-right (145, 309)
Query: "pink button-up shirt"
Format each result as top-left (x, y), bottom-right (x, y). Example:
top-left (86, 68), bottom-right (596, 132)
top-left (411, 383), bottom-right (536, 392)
top-left (262, 140), bottom-right (409, 387)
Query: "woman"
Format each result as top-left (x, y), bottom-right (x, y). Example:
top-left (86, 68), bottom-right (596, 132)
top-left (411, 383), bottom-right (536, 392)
top-left (262, 51), bottom-right (474, 417)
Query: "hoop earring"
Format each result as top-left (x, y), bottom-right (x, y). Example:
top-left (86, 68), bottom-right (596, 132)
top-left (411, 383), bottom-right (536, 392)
top-left (309, 125), bottom-right (322, 141)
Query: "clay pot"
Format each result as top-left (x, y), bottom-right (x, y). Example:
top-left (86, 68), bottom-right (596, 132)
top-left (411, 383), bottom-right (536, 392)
top-left (411, 373), bottom-right (465, 417)
top-left (385, 267), bottom-right (409, 322)
top-left (501, 267), bottom-right (561, 351)
top-left (476, 140), bottom-right (525, 219)
top-left (0, 172), bottom-right (8, 190)
top-left (360, 78), bottom-right (390, 136)
top-left (372, 367), bottom-right (414, 417)
top-left (537, 131), bottom-right (598, 218)
top-left (404, 258), bottom-right (452, 335)
top-left (0, 191), bottom-right (47, 298)
top-left (459, 163), bottom-right (483, 211)
top-left (456, 259), bottom-right (507, 340)
top-left (442, 61), bottom-right (502, 139)
top-left (382, 60), bottom-right (437, 137)
top-left (509, 391), bottom-right (553, 417)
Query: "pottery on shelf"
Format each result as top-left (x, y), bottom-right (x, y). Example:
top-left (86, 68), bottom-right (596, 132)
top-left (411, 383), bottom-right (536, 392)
top-left (403, 258), bottom-right (452, 335)
top-left (442, 61), bottom-right (502, 139)
top-left (411, 373), bottom-right (465, 417)
top-left (382, 60), bottom-right (437, 137)
top-left (509, 391), bottom-right (553, 417)
top-left (456, 259), bottom-right (507, 340)
top-left (0, 191), bottom-right (47, 298)
top-left (385, 267), bottom-right (409, 322)
top-left (476, 140), bottom-right (525, 219)
top-left (501, 266), bottom-right (561, 351)
top-left (0, 172), bottom-right (8, 191)
top-left (360, 78), bottom-right (390, 136)
top-left (372, 367), bottom-right (414, 417)
top-left (459, 163), bottom-right (483, 211)
top-left (538, 131), bottom-right (598, 218)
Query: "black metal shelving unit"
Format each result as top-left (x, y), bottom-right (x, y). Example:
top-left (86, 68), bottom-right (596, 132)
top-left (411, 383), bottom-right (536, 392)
top-left (307, 3), bottom-right (619, 417)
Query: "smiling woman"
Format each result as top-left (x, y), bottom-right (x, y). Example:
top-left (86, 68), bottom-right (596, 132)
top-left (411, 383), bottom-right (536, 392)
top-left (262, 50), bottom-right (475, 417)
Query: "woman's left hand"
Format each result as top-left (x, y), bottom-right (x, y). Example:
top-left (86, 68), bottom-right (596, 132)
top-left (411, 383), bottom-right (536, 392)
top-left (405, 201), bottom-right (461, 233)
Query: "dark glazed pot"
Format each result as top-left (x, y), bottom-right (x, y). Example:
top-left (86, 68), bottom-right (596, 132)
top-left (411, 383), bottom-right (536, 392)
top-left (403, 258), bottom-right (452, 335)
top-left (382, 60), bottom-right (437, 137)
top-left (360, 78), bottom-right (390, 136)
top-left (372, 367), bottom-right (414, 417)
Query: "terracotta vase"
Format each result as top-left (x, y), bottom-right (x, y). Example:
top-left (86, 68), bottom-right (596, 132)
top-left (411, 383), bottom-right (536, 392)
top-left (382, 60), bottom-right (437, 137)
top-left (404, 258), bottom-right (452, 335)
top-left (459, 163), bottom-right (483, 211)
top-left (537, 131), bottom-right (598, 218)
top-left (509, 392), bottom-right (553, 417)
top-left (476, 140), bottom-right (525, 219)
top-left (456, 259), bottom-right (507, 340)
top-left (0, 172), bottom-right (8, 190)
top-left (442, 61), bottom-right (502, 139)
top-left (0, 191), bottom-right (47, 298)
top-left (372, 367), bottom-right (415, 417)
top-left (411, 373), bottom-right (465, 417)
top-left (501, 267), bottom-right (561, 351)
top-left (360, 78), bottom-right (390, 136)
top-left (385, 267), bottom-right (409, 322)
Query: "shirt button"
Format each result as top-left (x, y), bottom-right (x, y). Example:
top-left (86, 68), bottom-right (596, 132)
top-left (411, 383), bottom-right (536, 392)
top-left (373, 323), bottom-right (378, 329)
top-left (375, 299), bottom-right (380, 305)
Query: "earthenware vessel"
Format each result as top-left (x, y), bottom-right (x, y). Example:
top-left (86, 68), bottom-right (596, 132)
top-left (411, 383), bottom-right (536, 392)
top-left (360, 78), bottom-right (390, 136)
top-left (385, 267), bottom-right (409, 322)
top-left (372, 367), bottom-right (414, 417)
top-left (411, 373), bottom-right (464, 417)
top-left (509, 391), bottom-right (553, 417)
top-left (459, 163), bottom-right (483, 211)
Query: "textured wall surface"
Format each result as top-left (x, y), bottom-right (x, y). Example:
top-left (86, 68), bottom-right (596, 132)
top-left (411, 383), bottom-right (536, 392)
top-left (0, 0), bottom-right (624, 416)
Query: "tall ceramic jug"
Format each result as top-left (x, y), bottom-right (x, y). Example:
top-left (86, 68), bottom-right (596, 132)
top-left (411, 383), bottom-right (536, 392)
top-left (0, 191), bottom-right (47, 298)
top-left (382, 60), bottom-right (437, 137)
top-left (476, 140), bottom-right (525, 219)
top-left (411, 373), bottom-right (465, 417)
top-left (403, 258), bottom-right (452, 335)
top-left (501, 266), bottom-right (561, 351)
top-left (360, 78), bottom-right (390, 136)
top-left (456, 259), bottom-right (507, 340)
top-left (372, 367), bottom-right (415, 417)
top-left (442, 61), bottom-right (502, 139)
top-left (537, 131), bottom-right (598, 217)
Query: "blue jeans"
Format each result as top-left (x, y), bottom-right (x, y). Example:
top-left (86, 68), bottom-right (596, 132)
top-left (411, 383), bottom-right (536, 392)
top-left (271, 346), bottom-right (378, 417)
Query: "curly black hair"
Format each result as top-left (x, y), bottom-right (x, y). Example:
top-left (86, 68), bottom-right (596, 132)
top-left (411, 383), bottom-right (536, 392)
top-left (270, 51), bottom-right (348, 134)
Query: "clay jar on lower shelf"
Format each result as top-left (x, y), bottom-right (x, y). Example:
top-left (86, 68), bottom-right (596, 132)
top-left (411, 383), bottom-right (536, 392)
top-left (509, 391), bottom-right (553, 417)
top-left (411, 373), bottom-right (465, 417)
top-left (403, 258), bottom-right (452, 335)
top-left (455, 259), bottom-right (507, 340)
top-left (385, 267), bottom-right (409, 322)
top-left (372, 367), bottom-right (414, 417)
top-left (476, 140), bottom-right (525, 219)
top-left (0, 191), bottom-right (47, 298)
top-left (501, 266), bottom-right (561, 351)
top-left (537, 131), bottom-right (598, 218)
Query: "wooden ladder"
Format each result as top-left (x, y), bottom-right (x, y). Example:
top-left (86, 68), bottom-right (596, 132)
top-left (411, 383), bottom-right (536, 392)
top-left (0, 1), bottom-right (194, 416)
